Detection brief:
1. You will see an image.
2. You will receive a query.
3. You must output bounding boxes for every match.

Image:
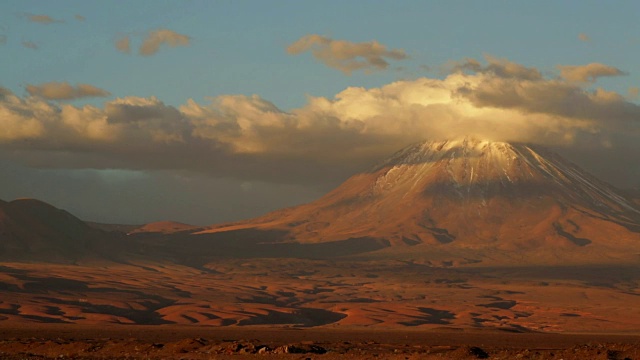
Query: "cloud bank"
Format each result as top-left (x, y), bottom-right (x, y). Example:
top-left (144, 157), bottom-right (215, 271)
top-left (287, 34), bottom-right (407, 75)
top-left (1, 57), bottom-right (638, 186)
top-left (26, 82), bottom-right (110, 100)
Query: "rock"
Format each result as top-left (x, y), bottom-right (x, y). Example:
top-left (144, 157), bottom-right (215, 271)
top-left (469, 346), bottom-right (489, 359)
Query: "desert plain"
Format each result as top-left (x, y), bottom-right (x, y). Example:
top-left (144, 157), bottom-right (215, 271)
top-left (0, 256), bottom-right (639, 359)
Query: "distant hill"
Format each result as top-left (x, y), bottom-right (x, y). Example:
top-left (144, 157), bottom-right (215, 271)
top-left (0, 198), bottom-right (117, 262)
top-left (126, 221), bottom-right (202, 235)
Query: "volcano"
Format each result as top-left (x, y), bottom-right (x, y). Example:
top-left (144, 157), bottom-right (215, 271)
top-left (202, 138), bottom-right (640, 264)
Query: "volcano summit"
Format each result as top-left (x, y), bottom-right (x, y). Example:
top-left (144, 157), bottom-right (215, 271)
top-left (202, 138), bottom-right (640, 264)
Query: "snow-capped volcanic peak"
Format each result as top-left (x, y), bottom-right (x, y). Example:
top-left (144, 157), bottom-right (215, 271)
top-left (370, 137), bottom-right (638, 216)
top-left (204, 137), bottom-right (639, 258)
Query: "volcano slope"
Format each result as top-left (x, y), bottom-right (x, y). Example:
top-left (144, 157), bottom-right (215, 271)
top-left (201, 138), bottom-right (640, 265)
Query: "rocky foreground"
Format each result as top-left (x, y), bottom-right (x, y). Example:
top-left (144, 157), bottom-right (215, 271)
top-left (0, 326), bottom-right (638, 360)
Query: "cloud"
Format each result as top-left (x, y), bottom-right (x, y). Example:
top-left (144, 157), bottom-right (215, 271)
top-left (629, 87), bottom-right (640, 99)
top-left (558, 63), bottom-right (625, 83)
top-left (139, 29), bottom-right (190, 56)
top-left (578, 33), bottom-right (590, 42)
top-left (75, 14), bottom-right (85, 21)
top-left (25, 82), bottom-right (111, 100)
top-left (0, 57), bottom-right (638, 187)
top-left (450, 55), bottom-right (542, 80)
top-left (22, 41), bottom-right (38, 49)
top-left (26, 14), bottom-right (63, 24)
top-left (287, 34), bottom-right (407, 75)
top-left (115, 35), bottom-right (131, 54)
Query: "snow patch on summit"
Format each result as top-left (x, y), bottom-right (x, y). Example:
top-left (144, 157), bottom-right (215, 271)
top-left (370, 137), bottom-right (640, 216)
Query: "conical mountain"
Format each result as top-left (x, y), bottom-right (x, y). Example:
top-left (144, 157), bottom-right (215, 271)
top-left (203, 138), bottom-right (640, 264)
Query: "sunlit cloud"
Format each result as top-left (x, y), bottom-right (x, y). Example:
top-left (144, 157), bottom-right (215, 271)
top-left (139, 29), bottom-right (190, 56)
top-left (21, 40), bottom-right (38, 49)
top-left (0, 57), bottom-right (638, 186)
top-left (450, 55), bottom-right (542, 80)
top-left (25, 14), bottom-right (64, 24)
top-left (26, 82), bottom-right (111, 101)
top-left (74, 14), bottom-right (85, 21)
top-left (115, 35), bottom-right (131, 54)
top-left (287, 34), bottom-right (407, 75)
top-left (578, 33), bottom-right (590, 42)
top-left (558, 63), bottom-right (625, 83)
top-left (629, 87), bottom-right (640, 99)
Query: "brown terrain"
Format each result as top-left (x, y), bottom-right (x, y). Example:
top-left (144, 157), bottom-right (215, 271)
top-left (1, 139), bottom-right (639, 359)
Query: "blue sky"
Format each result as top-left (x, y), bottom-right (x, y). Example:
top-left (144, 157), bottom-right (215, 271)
top-left (1, 1), bottom-right (639, 224)
top-left (3, 1), bottom-right (639, 108)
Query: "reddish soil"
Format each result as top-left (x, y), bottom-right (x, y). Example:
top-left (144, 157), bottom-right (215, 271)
top-left (0, 324), bottom-right (639, 359)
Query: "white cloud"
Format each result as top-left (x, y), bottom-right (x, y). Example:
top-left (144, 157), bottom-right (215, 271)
top-left (287, 34), bottom-right (407, 75)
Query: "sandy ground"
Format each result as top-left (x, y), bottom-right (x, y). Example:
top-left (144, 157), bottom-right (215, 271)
top-left (0, 259), bottom-right (639, 358)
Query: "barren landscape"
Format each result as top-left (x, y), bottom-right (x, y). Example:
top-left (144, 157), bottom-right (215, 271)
top-left (3, 2), bottom-right (640, 355)
top-left (1, 139), bottom-right (640, 358)
top-left (0, 258), bottom-right (639, 358)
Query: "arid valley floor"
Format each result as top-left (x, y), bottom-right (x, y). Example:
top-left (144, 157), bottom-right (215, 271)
top-left (0, 259), bottom-right (639, 359)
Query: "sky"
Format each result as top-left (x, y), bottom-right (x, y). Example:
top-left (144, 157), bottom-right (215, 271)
top-left (1, 1), bottom-right (639, 225)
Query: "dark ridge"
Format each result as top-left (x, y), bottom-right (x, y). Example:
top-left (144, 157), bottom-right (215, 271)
top-left (478, 300), bottom-right (517, 310)
top-left (237, 308), bottom-right (346, 327)
top-left (426, 227), bottom-right (456, 244)
top-left (553, 223), bottom-right (592, 246)
top-left (399, 307), bottom-right (456, 326)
